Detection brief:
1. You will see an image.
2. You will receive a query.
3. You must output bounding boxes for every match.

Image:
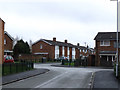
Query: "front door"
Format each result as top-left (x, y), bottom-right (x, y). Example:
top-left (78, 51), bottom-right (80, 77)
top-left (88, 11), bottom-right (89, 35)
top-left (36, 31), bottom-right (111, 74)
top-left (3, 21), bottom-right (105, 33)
top-left (100, 56), bottom-right (112, 67)
top-left (100, 56), bottom-right (107, 67)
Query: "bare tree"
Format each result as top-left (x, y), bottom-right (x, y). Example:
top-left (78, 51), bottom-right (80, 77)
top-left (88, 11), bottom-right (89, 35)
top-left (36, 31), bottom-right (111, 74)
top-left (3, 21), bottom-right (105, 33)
top-left (13, 36), bottom-right (20, 48)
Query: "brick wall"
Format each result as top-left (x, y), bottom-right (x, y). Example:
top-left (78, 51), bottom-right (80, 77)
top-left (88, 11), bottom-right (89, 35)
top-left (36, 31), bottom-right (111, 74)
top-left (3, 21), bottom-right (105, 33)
top-left (69, 47), bottom-right (72, 59)
top-left (64, 46), bottom-right (67, 57)
top-left (17, 54), bottom-right (45, 61)
top-left (95, 40), bottom-right (117, 66)
top-left (0, 18), bottom-right (4, 64)
top-left (32, 41), bottom-right (55, 60)
top-left (59, 46), bottom-right (62, 57)
top-left (96, 40), bottom-right (116, 51)
top-left (75, 48), bottom-right (80, 59)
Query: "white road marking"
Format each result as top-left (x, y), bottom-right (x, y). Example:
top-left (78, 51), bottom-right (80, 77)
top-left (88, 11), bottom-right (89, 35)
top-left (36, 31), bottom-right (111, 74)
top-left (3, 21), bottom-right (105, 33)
top-left (34, 71), bottom-right (68, 88)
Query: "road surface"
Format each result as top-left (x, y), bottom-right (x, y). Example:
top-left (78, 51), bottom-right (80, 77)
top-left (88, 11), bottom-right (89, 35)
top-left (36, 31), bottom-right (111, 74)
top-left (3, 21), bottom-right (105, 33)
top-left (2, 63), bottom-right (113, 89)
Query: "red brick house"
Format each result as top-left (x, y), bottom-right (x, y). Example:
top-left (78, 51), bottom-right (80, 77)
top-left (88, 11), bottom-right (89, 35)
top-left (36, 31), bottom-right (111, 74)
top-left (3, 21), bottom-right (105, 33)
top-left (76, 44), bottom-right (95, 58)
top-left (94, 32), bottom-right (119, 67)
top-left (4, 31), bottom-right (14, 55)
top-left (75, 43), bottom-right (95, 66)
top-left (32, 38), bottom-right (79, 60)
top-left (0, 18), bottom-right (4, 63)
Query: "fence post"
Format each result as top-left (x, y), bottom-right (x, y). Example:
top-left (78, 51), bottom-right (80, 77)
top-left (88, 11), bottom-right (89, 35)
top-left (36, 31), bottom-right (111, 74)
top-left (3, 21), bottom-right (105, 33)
top-left (22, 61), bottom-right (23, 71)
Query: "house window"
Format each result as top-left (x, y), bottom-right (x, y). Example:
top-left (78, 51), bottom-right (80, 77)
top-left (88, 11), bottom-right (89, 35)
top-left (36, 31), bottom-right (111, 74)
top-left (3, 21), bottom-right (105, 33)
top-left (100, 40), bottom-right (110, 46)
top-left (40, 44), bottom-right (42, 49)
top-left (67, 47), bottom-right (69, 55)
top-left (88, 50), bottom-right (90, 53)
top-left (55, 46), bottom-right (59, 50)
top-left (62, 46), bottom-right (64, 56)
top-left (4, 39), bottom-right (6, 45)
top-left (72, 48), bottom-right (75, 51)
top-left (80, 49), bottom-right (81, 52)
top-left (85, 49), bottom-right (87, 53)
top-left (83, 49), bottom-right (84, 52)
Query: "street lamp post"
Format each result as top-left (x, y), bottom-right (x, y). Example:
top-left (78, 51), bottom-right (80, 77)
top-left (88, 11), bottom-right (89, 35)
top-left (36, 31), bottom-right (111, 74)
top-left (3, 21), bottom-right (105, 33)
top-left (110, 0), bottom-right (119, 77)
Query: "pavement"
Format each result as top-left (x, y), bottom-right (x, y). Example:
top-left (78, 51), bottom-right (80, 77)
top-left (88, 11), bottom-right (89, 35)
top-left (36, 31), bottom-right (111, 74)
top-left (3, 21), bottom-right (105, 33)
top-left (2, 68), bottom-right (49, 85)
top-left (93, 70), bottom-right (120, 89)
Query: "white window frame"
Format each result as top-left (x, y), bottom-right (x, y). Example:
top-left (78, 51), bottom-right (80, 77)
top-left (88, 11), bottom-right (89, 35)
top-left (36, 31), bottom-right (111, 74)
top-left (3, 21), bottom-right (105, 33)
top-left (100, 40), bottom-right (110, 46)
top-left (67, 47), bottom-right (69, 55)
top-left (62, 46), bottom-right (64, 56)
top-left (72, 48), bottom-right (75, 59)
top-left (4, 39), bottom-right (6, 45)
top-left (83, 49), bottom-right (84, 52)
top-left (80, 49), bottom-right (81, 52)
top-left (40, 44), bottom-right (43, 49)
top-left (55, 46), bottom-right (59, 59)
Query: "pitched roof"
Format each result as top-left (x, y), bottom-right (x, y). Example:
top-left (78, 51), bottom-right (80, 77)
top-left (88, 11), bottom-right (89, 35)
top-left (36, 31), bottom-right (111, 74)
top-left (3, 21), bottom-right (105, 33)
top-left (33, 39), bottom-right (76, 47)
top-left (0, 18), bottom-right (5, 23)
top-left (75, 45), bottom-right (89, 50)
top-left (4, 31), bottom-right (14, 41)
top-left (94, 32), bottom-right (120, 40)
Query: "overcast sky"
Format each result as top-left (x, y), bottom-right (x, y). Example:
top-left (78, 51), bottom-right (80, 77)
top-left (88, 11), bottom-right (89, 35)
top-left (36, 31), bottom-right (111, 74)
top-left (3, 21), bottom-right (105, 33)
top-left (0, 0), bottom-right (117, 48)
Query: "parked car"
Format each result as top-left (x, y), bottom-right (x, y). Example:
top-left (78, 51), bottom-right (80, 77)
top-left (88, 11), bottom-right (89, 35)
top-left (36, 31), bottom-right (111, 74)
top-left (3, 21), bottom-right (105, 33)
top-left (81, 56), bottom-right (86, 60)
top-left (4, 55), bottom-right (14, 63)
top-left (58, 56), bottom-right (68, 60)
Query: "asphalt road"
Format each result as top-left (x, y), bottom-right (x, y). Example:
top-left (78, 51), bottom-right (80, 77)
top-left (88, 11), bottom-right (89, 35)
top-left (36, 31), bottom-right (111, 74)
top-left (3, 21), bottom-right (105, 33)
top-left (2, 63), bottom-right (113, 89)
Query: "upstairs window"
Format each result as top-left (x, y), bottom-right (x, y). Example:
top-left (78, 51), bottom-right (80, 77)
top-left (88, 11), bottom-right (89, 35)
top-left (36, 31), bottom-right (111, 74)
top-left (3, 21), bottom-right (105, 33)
top-left (80, 49), bottom-right (81, 52)
top-left (72, 48), bottom-right (75, 51)
top-left (100, 40), bottom-right (110, 46)
top-left (4, 39), bottom-right (6, 45)
top-left (62, 46), bottom-right (64, 51)
top-left (83, 49), bottom-right (84, 52)
top-left (55, 46), bottom-right (59, 50)
top-left (85, 50), bottom-right (87, 53)
top-left (40, 44), bottom-right (42, 49)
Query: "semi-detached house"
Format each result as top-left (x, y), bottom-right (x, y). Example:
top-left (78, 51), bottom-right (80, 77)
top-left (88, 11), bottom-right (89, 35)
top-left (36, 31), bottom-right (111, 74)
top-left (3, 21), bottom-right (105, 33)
top-left (32, 37), bottom-right (79, 60)
top-left (94, 32), bottom-right (120, 67)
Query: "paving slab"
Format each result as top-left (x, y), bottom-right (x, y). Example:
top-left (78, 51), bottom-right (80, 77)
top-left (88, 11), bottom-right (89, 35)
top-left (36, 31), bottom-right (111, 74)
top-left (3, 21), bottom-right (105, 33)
top-left (93, 70), bottom-right (120, 89)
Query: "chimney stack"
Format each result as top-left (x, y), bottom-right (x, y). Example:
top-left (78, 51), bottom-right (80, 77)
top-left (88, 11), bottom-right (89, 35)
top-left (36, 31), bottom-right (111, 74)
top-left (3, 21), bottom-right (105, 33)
top-left (77, 43), bottom-right (80, 46)
top-left (65, 40), bottom-right (67, 43)
top-left (53, 37), bottom-right (56, 42)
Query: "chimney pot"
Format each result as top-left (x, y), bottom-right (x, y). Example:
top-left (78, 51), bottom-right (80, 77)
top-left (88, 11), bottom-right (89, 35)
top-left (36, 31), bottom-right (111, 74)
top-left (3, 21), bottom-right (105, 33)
top-left (53, 37), bottom-right (56, 42)
top-left (77, 43), bottom-right (80, 46)
top-left (65, 40), bottom-right (67, 43)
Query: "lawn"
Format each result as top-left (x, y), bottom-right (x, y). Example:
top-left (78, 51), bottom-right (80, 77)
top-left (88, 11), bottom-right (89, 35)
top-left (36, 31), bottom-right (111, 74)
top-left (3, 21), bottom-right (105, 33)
top-left (64, 62), bottom-right (75, 66)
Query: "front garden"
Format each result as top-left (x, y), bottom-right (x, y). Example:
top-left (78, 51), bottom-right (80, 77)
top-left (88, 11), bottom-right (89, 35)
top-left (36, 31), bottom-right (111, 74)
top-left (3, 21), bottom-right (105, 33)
top-left (61, 58), bottom-right (88, 67)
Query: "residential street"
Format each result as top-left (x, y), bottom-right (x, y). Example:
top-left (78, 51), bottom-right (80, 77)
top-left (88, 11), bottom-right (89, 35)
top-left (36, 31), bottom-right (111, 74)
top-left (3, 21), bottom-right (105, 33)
top-left (2, 63), bottom-right (113, 89)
